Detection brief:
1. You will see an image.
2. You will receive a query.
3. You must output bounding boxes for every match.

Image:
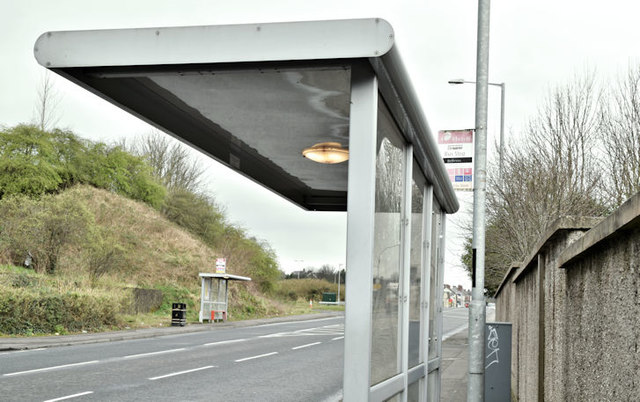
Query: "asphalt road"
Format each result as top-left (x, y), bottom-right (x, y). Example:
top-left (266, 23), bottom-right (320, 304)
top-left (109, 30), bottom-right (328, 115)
top-left (442, 305), bottom-right (496, 341)
top-left (442, 307), bottom-right (470, 340)
top-left (0, 317), bottom-right (344, 402)
top-left (0, 308), bottom-right (482, 402)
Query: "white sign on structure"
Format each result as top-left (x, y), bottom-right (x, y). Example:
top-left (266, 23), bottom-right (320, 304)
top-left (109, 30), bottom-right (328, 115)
top-left (438, 129), bottom-right (474, 191)
top-left (215, 258), bottom-right (226, 274)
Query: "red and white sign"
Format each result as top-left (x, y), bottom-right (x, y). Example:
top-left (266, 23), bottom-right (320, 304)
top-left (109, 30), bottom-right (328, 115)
top-left (438, 129), bottom-right (474, 191)
top-left (215, 258), bottom-right (226, 274)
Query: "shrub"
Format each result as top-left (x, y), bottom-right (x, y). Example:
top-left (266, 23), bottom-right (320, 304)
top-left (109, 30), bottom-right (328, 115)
top-left (0, 286), bottom-right (121, 335)
top-left (0, 124), bottom-right (165, 208)
top-left (0, 193), bottom-right (93, 273)
top-left (274, 278), bottom-right (336, 301)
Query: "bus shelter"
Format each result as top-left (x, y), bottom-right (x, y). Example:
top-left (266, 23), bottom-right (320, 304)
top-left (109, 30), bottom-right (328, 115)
top-left (35, 19), bottom-right (459, 401)
top-left (199, 273), bottom-right (251, 323)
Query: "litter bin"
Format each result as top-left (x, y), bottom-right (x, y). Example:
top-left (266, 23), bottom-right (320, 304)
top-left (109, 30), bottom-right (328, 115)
top-left (322, 292), bottom-right (337, 303)
top-left (171, 302), bottom-right (186, 326)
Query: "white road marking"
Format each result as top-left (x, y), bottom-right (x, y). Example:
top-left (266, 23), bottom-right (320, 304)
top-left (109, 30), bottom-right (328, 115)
top-left (252, 317), bottom-right (341, 329)
top-left (148, 365), bottom-right (214, 381)
top-left (320, 389), bottom-right (343, 402)
top-left (123, 348), bottom-right (185, 359)
top-left (204, 339), bottom-right (247, 346)
top-left (260, 324), bottom-right (344, 338)
top-left (442, 324), bottom-right (468, 341)
top-left (43, 391), bottom-right (93, 401)
top-left (292, 342), bottom-right (321, 350)
top-left (15, 348), bottom-right (46, 353)
top-left (331, 336), bottom-right (344, 341)
top-left (235, 352), bottom-right (278, 362)
top-left (4, 360), bottom-right (99, 377)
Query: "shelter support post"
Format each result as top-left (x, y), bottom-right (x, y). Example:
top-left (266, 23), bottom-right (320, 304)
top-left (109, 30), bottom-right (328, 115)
top-left (343, 64), bottom-right (378, 401)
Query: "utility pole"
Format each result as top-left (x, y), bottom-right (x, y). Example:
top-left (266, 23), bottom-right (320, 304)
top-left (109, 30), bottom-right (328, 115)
top-left (468, 0), bottom-right (491, 401)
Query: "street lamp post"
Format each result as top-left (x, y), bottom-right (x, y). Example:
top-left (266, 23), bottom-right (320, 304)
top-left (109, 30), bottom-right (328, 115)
top-left (337, 264), bottom-right (343, 304)
top-left (451, 1), bottom-right (491, 399)
top-left (448, 79), bottom-right (505, 179)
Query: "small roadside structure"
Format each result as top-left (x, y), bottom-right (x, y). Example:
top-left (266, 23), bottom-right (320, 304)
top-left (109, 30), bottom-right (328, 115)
top-left (198, 273), bottom-right (251, 323)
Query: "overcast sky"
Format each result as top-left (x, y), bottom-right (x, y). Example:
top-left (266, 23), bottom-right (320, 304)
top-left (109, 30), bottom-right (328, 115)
top-left (2, 0), bottom-right (640, 287)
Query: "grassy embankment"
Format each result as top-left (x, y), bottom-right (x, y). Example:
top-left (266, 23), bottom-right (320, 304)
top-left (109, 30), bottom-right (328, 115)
top-left (0, 186), bottom-right (342, 336)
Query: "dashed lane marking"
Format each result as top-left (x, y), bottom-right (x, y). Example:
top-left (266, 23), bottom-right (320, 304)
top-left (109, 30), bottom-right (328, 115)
top-left (235, 352), bottom-right (278, 362)
top-left (4, 360), bottom-right (99, 377)
top-left (204, 339), bottom-right (247, 346)
top-left (292, 342), bottom-right (321, 350)
top-left (43, 391), bottom-right (93, 402)
top-left (148, 365), bottom-right (215, 381)
top-left (123, 348), bottom-right (185, 359)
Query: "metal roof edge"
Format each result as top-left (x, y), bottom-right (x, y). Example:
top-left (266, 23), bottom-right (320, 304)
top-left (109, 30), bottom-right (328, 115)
top-left (376, 47), bottom-right (459, 214)
top-left (35, 18), bottom-right (395, 69)
top-left (199, 273), bottom-right (252, 281)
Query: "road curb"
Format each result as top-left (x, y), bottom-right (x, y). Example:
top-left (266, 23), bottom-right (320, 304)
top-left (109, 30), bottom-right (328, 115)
top-left (0, 311), bottom-right (343, 352)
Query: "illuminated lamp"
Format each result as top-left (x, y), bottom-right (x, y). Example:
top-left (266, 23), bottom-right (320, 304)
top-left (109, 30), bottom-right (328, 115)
top-left (302, 142), bottom-right (349, 164)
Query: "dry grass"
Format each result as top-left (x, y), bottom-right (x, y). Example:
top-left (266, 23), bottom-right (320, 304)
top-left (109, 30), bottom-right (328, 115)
top-left (59, 186), bottom-right (218, 287)
top-left (0, 186), bottom-right (337, 335)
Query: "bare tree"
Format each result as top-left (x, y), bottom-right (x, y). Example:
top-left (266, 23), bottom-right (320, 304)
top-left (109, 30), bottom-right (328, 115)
top-left (33, 70), bottom-right (61, 131)
top-left (132, 130), bottom-right (204, 192)
top-left (468, 75), bottom-right (608, 293)
top-left (315, 264), bottom-right (336, 281)
top-left (599, 65), bottom-right (640, 205)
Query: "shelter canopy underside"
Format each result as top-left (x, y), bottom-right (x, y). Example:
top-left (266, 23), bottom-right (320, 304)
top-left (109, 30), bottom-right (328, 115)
top-left (35, 19), bottom-right (458, 214)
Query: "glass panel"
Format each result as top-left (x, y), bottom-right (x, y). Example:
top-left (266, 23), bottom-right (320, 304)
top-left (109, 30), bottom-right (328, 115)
top-left (371, 100), bottom-right (405, 385)
top-left (383, 393), bottom-right (401, 402)
top-left (427, 370), bottom-right (439, 401)
top-left (408, 161), bottom-right (425, 368)
top-left (428, 200), bottom-right (442, 360)
top-left (407, 379), bottom-right (421, 402)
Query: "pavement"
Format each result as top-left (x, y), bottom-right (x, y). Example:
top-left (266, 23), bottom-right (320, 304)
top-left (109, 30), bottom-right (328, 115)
top-left (441, 330), bottom-right (469, 402)
top-left (0, 311), bottom-right (343, 351)
top-left (440, 308), bottom-right (496, 402)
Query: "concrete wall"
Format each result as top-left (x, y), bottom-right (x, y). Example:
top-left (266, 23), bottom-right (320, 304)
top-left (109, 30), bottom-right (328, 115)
top-left (493, 208), bottom-right (638, 401)
top-left (123, 287), bottom-right (164, 314)
top-left (561, 229), bottom-right (640, 401)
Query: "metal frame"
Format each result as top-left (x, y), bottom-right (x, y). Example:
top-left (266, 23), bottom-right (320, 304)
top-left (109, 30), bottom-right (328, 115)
top-left (400, 145), bottom-right (413, 401)
top-left (418, 184), bottom-right (434, 400)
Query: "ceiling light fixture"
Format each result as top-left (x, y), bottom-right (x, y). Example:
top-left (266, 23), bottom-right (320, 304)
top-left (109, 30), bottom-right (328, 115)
top-left (302, 142), bottom-right (349, 164)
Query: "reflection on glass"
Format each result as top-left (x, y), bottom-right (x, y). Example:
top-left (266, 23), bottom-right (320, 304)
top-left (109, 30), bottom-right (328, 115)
top-left (427, 370), bottom-right (439, 401)
top-left (370, 102), bottom-right (405, 386)
top-left (407, 379), bottom-right (420, 402)
top-left (383, 393), bottom-right (402, 402)
top-left (148, 67), bottom-right (351, 192)
top-left (408, 163), bottom-right (425, 368)
top-left (428, 200), bottom-right (442, 360)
